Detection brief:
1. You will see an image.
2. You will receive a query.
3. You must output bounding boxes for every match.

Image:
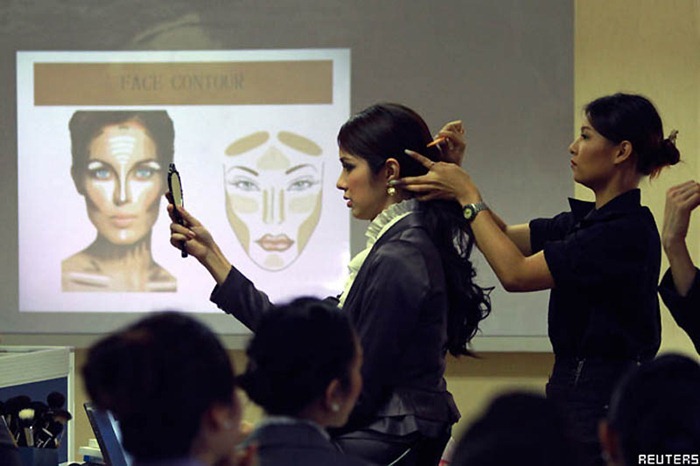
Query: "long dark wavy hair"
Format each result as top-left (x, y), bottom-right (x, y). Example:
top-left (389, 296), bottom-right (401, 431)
top-left (337, 103), bottom-right (492, 356)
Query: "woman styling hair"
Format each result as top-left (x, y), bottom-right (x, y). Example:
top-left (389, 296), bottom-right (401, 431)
top-left (167, 103), bottom-right (492, 466)
top-left (658, 179), bottom-right (700, 353)
top-left (394, 93), bottom-right (680, 466)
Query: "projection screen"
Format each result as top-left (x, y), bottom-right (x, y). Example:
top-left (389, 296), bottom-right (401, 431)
top-left (1, 0), bottom-right (573, 351)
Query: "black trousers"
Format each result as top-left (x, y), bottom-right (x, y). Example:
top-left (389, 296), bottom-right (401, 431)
top-left (546, 357), bottom-right (639, 466)
top-left (334, 427), bottom-right (451, 466)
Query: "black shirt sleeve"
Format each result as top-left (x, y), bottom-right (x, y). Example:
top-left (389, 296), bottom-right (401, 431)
top-left (544, 221), bottom-right (653, 289)
top-left (210, 266), bottom-right (274, 331)
top-left (530, 211), bottom-right (576, 254)
top-left (659, 267), bottom-right (700, 354)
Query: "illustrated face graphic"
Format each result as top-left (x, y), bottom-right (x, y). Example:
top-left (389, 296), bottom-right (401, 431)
top-left (223, 131), bottom-right (323, 271)
top-left (76, 120), bottom-right (164, 246)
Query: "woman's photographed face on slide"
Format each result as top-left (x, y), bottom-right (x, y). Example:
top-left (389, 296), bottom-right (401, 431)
top-left (80, 120), bottom-right (164, 246)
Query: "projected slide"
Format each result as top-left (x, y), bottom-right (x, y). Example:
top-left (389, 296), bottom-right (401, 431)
top-left (17, 49), bottom-right (350, 313)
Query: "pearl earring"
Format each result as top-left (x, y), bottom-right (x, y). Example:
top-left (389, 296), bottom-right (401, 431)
top-left (331, 403), bottom-right (340, 412)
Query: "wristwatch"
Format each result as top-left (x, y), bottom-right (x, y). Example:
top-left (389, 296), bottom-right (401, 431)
top-left (462, 202), bottom-right (488, 221)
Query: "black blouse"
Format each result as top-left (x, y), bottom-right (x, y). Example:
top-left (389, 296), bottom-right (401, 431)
top-left (530, 189), bottom-right (661, 360)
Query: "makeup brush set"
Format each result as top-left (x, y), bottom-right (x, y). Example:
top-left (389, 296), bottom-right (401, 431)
top-left (1, 392), bottom-right (72, 449)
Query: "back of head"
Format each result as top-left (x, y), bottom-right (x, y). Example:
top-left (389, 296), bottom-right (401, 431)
top-left (451, 392), bottom-right (575, 466)
top-left (237, 297), bottom-right (356, 418)
top-left (585, 93), bottom-right (680, 177)
top-left (82, 311), bottom-right (235, 461)
top-left (607, 354), bottom-right (700, 465)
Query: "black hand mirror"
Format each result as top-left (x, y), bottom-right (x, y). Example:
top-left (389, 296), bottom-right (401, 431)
top-left (167, 163), bottom-right (188, 258)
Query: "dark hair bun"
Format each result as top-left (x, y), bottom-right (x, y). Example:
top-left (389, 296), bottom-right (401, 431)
top-left (585, 93), bottom-right (680, 178)
top-left (659, 130), bottom-right (681, 167)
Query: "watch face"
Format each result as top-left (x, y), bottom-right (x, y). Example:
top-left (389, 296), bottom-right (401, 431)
top-left (463, 205), bottom-right (475, 220)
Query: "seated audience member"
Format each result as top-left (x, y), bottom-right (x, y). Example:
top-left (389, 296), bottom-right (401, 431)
top-left (449, 391), bottom-right (575, 466)
top-left (236, 297), bottom-right (368, 466)
top-left (659, 180), bottom-right (700, 352)
top-left (82, 311), bottom-right (252, 466)
top-left (599, 354), bottom-right (700, 466)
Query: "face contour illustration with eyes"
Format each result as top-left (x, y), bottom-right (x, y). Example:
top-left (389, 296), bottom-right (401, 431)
top-left (79, 120), bottom-right (164, 245)
top-left (223, 131), bottom-right (323, 271)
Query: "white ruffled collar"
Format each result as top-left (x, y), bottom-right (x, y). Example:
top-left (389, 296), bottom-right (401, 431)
top-left (364, 198), bottom-right (419, 248)
top-left (338, 199), bottom-right (419, 307)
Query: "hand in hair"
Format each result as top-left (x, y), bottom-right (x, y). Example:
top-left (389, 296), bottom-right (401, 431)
top-left (166, 198), bottom-right (233, 285)
top-left (433, 120), bottom-right (466, 165)
top-left (393, 149), bottom-right (481, 206)
top-left (662, 180), bottom-right (700, 296)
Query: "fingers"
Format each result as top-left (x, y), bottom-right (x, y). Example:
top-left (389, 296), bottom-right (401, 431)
top-left (668, 180), bottom-right (700, 198)
top-left (394, 180), bottom-right (439, 193)
top-left (439, 120), bottom-right (464, 134)
top-left (170, 220), bottom-right (194, 236)
top-left (166, 203), bottom-right (178, 223)
top-left (669, 180), bottom-right (698, 192)
top-left (176, 205), bottom-right (201, 227)
top-left (668, 181), bottom-right (700, 208)
top-left (169, 234), bottom-right (189, 250)
top-left (416, 191), bottom-right (447, 202)
top-left (432, 121), bottom-right (466, 165)
top-left (404, 149), bottom-right (435, 168)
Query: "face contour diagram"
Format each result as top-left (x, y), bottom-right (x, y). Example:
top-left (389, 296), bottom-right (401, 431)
top-left (224, 131), bottom-right (324, 271)
top-left (79, 120), bottom-right (164, 246)
top-left (568, 116), bottom-right (620, 191)
top-left (336, 151), bottom-right (389, 221)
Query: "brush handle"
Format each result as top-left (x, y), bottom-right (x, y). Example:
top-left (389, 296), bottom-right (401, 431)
top-left (36, 427), bottom-right (54, 448)
top-left (23, 426), bottom-right (34, 447)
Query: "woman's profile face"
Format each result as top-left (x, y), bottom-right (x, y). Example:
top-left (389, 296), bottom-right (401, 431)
top-left (335, 151), bottom-right (389, 221)
top-left (223, 131), bottom-right (324, 271)
top-left (568, 115), bottom-right (620, 190)
top-left (80, 120), bottom-right (164, 245)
